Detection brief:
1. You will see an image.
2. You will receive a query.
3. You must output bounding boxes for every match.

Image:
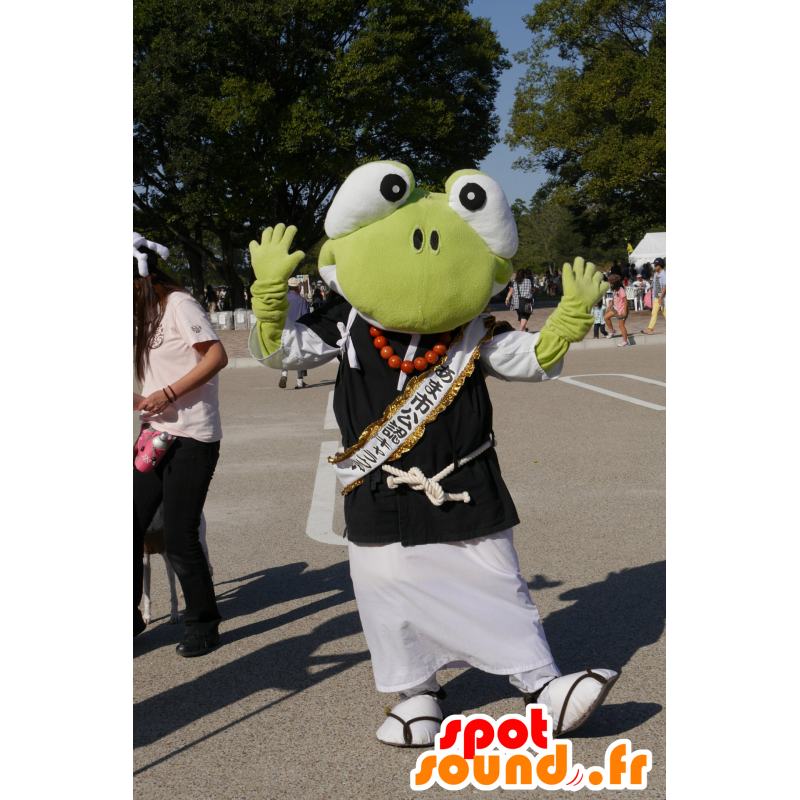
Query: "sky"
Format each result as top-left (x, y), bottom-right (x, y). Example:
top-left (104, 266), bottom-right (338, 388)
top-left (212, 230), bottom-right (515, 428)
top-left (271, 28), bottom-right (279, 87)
top-left (469, 0), bottom-right (548, 206)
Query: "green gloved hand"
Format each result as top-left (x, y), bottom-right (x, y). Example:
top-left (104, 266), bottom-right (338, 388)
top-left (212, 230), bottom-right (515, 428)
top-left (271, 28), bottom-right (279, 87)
top-left (535, 257), bottom-right (609, 373)
top-left (249, 224), bottom-right (305, 358)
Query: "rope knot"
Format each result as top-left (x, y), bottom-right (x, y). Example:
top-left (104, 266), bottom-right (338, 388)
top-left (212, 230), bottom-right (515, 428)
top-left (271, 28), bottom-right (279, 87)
top-left (381, 438), bottom-right (493, 506)
top-left (385, 466), bottom-right (452, 505)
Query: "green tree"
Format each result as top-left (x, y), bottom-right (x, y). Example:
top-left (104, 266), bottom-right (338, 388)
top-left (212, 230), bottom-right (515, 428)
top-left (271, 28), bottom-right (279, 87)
top-left (513, 200), bottom-right (575, 275)
top-left (134, 0), bottom-right (509, 308)
top-left (512, 198), bottom-right (622, 275)
top-left (505, 0), bottom-right (665, 247)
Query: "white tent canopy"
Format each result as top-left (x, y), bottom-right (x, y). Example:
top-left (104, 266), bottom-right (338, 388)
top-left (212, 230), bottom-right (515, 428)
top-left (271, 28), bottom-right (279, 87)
top-left (629, 232), bottom-right (666, 268)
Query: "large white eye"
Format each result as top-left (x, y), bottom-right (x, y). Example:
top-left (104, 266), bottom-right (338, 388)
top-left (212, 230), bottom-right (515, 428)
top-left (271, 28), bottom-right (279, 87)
top-left (324, 162), bottom-right (414, 239)
top-left (448, 173), bottom-right (518, 258)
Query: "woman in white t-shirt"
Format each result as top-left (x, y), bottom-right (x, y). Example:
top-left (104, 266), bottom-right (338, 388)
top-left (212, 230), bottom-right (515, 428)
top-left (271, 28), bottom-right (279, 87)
top-left (133, 242), bottom-right (228, 656)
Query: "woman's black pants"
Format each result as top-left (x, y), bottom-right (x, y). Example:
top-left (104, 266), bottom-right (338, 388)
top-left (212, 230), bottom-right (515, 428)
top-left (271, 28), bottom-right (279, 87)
top-left (134, 437), bottom-right (222, 634)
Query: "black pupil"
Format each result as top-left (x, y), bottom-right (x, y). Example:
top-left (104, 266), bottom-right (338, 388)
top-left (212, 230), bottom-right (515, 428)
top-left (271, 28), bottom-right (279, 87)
top-left (413, 229), bottom-right (424, 250)
top-left (459, 182), bottom-right (487, 211)
top-left (430, 230), bottom-right (439, 251)
top-left (380, 174), bottom-right (408, 202)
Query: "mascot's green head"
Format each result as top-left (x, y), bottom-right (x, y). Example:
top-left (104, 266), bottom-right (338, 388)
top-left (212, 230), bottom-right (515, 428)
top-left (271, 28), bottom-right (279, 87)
top-left (319, 161), bottom-right (516, 334)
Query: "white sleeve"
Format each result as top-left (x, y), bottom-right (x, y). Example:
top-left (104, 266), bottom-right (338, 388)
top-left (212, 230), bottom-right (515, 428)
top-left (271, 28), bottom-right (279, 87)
top-left (248, 318), bottom-right (340, 369)
top-left (173, 295), bottom-right (220, 345)
top-left (478, 329), bottom-right (563, 382)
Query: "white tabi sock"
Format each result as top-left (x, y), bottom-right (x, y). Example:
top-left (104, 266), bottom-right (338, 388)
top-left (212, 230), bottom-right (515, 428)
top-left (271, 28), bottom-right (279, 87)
top-left (398, 674), bottom-right (441, 702)
top-left (509, 661), bottom-right (562, 696)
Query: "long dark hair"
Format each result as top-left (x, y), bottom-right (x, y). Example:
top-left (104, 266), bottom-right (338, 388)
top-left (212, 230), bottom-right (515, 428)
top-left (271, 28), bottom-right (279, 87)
top-left (514, 268), bottom-right (527, 284)
top-left (133, 247), bottom-right (185, 382)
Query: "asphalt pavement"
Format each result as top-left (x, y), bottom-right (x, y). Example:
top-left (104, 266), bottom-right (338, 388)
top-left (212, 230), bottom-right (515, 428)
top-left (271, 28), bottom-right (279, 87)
top-left (134, 343), bottom-right (666, 799)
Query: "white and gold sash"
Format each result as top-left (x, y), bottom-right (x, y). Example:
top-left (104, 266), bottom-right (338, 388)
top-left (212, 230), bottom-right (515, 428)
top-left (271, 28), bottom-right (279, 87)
top-left (329, 314), bottom-right (497, 494)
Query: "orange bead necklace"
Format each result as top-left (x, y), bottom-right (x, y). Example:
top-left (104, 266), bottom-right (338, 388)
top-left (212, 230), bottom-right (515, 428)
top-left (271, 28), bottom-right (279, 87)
top-left (369, 326), bottom-right (451, 373)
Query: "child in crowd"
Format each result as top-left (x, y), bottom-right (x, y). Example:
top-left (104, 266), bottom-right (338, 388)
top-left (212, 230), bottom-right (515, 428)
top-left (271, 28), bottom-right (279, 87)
top-left (592, 300), bottom-right (605, 338)
top-left (603, 274), bottom-right (630, 346)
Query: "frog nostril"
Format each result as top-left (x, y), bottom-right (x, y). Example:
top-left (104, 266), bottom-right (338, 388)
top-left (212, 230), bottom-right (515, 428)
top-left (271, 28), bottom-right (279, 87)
top-left (413, 228), bottom-right (424, 251)
top-left (430, 230), bottom-right (439, 251)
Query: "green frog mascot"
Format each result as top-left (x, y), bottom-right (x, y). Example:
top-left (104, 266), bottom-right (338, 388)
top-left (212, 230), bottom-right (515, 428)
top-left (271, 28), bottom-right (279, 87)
top-left (248, 161), bottom-right (618, 746)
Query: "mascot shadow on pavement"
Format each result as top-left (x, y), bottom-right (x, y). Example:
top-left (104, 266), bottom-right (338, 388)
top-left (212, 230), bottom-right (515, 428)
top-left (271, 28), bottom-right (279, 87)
top-left (247, 160), bottom-right (635, 747)
top-left (446, 560), bottom-right (665, 738)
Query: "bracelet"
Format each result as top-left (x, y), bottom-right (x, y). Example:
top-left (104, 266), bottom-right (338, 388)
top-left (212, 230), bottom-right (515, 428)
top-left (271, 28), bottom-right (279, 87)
top-left (163, 387), bottom-right (173, 404)
top-left (167, 385), bottom-right (178, 402)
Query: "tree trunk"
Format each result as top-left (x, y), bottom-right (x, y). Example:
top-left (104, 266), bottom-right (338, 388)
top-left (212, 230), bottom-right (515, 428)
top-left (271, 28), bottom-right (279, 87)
top-left (185, 228), bottom-right (206, 303)
top-left (218, 233), bottom-right (246, 309)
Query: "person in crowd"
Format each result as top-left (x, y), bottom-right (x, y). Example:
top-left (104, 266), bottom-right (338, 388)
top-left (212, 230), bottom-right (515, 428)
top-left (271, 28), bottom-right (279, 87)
top-left (205, 284), bottom-right (218, 312)
top-left (133, 239), bottom-right (228, 656)
top-left (218, 285), bottom-right (228, 311)
top-left (639, 263), bottom-right (653, 307)
top-left (603, 274), bottom-right (629, 346)
top-left (592, 299), bottom-right (605, 338)
top-left (603, 280), bottom-right (614, 307)
top-left (505, 268), bottom-right (534, 332)
top-left (280, 277), bottom-right (311, 388)
top-left (632, 273), bottom-right (647, 311)
top-left (642, 277), bottom-right (652, 308)
top-left (609, 259), bottom-right (623, 277)
top-left (641, 257), bottom-right (666, 335)
top-left (312, 285), bottom-right (324, 311)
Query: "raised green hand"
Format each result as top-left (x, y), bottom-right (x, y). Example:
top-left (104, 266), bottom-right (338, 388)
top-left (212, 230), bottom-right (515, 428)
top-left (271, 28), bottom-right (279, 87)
top-left (535, 257), bottom-right (609, 373)
top-left (249, 224), bottom-right (305, 284)
top-left (249, 224), bottom-right (305, 358)
top-left (561, 257), bottom-right (608, 313)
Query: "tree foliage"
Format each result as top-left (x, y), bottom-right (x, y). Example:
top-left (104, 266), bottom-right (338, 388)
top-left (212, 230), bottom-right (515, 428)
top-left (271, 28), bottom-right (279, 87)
top-left (134, 0), bottom-right (508, 306)
top-left (506, 0), bottom-right (665, 247)
top-left (511, 198), bottom-right (619, 275)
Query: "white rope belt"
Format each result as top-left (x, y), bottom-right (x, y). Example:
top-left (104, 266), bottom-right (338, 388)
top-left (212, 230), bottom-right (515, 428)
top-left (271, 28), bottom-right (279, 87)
top-left (382, 438), bottom-right (495, 506)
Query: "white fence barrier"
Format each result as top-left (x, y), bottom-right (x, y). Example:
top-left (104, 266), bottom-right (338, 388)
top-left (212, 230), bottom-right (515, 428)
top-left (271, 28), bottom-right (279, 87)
top-left (234, 308), bottom-right (249, 330)
top-left (208, 309), bottom-right (255, 331)
top-left (216, 311), bottom-right (234, 331)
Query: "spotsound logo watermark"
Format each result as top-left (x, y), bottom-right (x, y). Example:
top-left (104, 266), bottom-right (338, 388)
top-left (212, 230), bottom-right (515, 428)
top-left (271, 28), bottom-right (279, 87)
top-left (410, 706), bottom-right (652, 791)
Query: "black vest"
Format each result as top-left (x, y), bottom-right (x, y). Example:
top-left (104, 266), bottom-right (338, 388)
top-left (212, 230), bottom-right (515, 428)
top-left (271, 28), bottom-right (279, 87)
top-left (298, 295), bottom-right (519, 547)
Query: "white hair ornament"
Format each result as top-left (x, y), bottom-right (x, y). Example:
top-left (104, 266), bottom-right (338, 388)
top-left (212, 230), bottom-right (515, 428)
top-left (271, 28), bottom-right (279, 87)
top-left (133, 232), bottom-right (170, 277)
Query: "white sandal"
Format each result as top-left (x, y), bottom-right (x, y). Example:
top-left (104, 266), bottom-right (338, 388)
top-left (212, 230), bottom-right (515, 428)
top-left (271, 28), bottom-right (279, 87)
top-left (376, 690), bottom-right (445, 747)
top-left (526, 668), bottom-right (619, 737)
